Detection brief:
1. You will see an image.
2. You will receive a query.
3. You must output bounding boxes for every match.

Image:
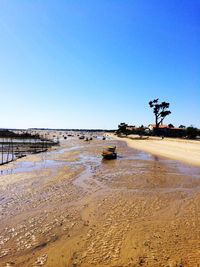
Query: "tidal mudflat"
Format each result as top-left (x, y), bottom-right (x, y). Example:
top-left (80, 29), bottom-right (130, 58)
top-left (0, 137), bottom-right (200, 267)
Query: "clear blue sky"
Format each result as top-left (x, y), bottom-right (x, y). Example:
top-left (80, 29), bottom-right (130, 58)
top-left (0, 0), bottom-right (199, 129)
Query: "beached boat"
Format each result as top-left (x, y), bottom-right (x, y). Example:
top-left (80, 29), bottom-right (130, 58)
top-left (102, 146), bottom-right (117, 160)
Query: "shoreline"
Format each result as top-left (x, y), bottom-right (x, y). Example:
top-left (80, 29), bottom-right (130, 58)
top-left (111, 134), bottom-right (200, 167)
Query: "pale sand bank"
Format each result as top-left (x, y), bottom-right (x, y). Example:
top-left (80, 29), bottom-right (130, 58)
top-left (112, 135), bottom-right (200, 166)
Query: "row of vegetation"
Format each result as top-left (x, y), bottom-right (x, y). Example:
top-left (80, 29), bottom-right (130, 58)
top-left (0, 129), bottom-right (41, 139)
top-left (117, 99), bottom-right (200, 139)
top-left (0, 129), bottom-right (57, 143)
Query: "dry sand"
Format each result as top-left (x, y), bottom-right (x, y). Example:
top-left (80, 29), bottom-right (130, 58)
top-left (112, 135), bottom-right (200, 167)
top-left (0, 135), bottom-right (200, 267)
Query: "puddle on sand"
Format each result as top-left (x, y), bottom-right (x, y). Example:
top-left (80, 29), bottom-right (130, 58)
top-left (138, 153), bottom-right (200, 179)
top-left (119, 150), bottom-right (154, 161)
top-left (171, 160), bottom-right (200, 178)
top-left (0, 160), bottom-right (67, 176)
top-left (0, 147), bottom-right (101, 176)
top-left (73, 165), bottom-right (92, 190)
top-left (50, 145), bottom-right (84, 154)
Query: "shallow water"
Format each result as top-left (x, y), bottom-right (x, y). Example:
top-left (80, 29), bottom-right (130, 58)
top-left (0, 160), bottom-right (67, 175)
top-left (51, 145), bottom-right (84, 154)
top-left (0, 137), bottom-right (43, 143)
top-left (0, 153), bottom-right (16, 165)
top-left (1, 139), bottom-right (200, 181)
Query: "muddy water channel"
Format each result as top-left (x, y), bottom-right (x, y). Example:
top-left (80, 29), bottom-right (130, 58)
top-left (0, 137), bottom-right (200, 267)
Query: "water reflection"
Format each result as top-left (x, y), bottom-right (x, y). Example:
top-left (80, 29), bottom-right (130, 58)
top-left (0, 160), bottom-right (66, 175)
top-left (153, 155), bottom-right (159, 161)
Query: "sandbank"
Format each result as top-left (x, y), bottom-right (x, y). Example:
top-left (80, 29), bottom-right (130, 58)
top-left (112, 135), bottom-right (200, 166)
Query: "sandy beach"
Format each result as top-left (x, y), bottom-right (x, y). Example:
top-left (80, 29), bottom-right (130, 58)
top-left (0, 134), bottom-right (200, 267)
top-left (112, 135), bottom-right (200, 167)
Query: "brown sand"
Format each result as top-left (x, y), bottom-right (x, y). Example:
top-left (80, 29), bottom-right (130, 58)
top-left (0, 136), bottom-right (200, 267)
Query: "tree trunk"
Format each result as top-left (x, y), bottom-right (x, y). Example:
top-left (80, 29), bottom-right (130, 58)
top-left (155, 114), bottom-right (159, 135)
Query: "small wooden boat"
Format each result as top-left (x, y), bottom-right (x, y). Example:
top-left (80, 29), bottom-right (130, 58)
top-left (102, 146), bottom-right (117, 160)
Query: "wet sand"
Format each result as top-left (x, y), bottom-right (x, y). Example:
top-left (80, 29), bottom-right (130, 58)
top-left (0, 136), bottom-right (200, 267)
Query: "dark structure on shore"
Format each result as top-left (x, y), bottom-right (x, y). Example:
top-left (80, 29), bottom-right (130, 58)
top-left (0, 130), bottom-right (58, 165)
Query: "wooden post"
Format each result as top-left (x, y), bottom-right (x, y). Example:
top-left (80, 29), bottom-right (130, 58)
top-left (1, 141), bottom-right (3, 165)
top-left (11, 138), bottom-right (14, 161)
top-left (6, 138), bottom-right (11, 163)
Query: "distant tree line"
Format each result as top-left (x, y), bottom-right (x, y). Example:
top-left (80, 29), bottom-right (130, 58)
top-left (117, 123), bottom-right (147, 136)
top-left (117, 123), bottom-right (200, 139)
top-left (0, 129), bottom-right (40, 139)
top-left (29, 128), bottom-right (116, 132)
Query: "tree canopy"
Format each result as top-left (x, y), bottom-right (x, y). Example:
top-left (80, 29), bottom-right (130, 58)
top-left (149, 99), bottom-right (171, 130)
top-left (117, 123), bottom-right (128, 135)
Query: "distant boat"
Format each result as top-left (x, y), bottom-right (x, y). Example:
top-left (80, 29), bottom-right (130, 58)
top-left (79, 136), bottom-right (85, 139)
top-left (102, 146), bottom-right (117, 160)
